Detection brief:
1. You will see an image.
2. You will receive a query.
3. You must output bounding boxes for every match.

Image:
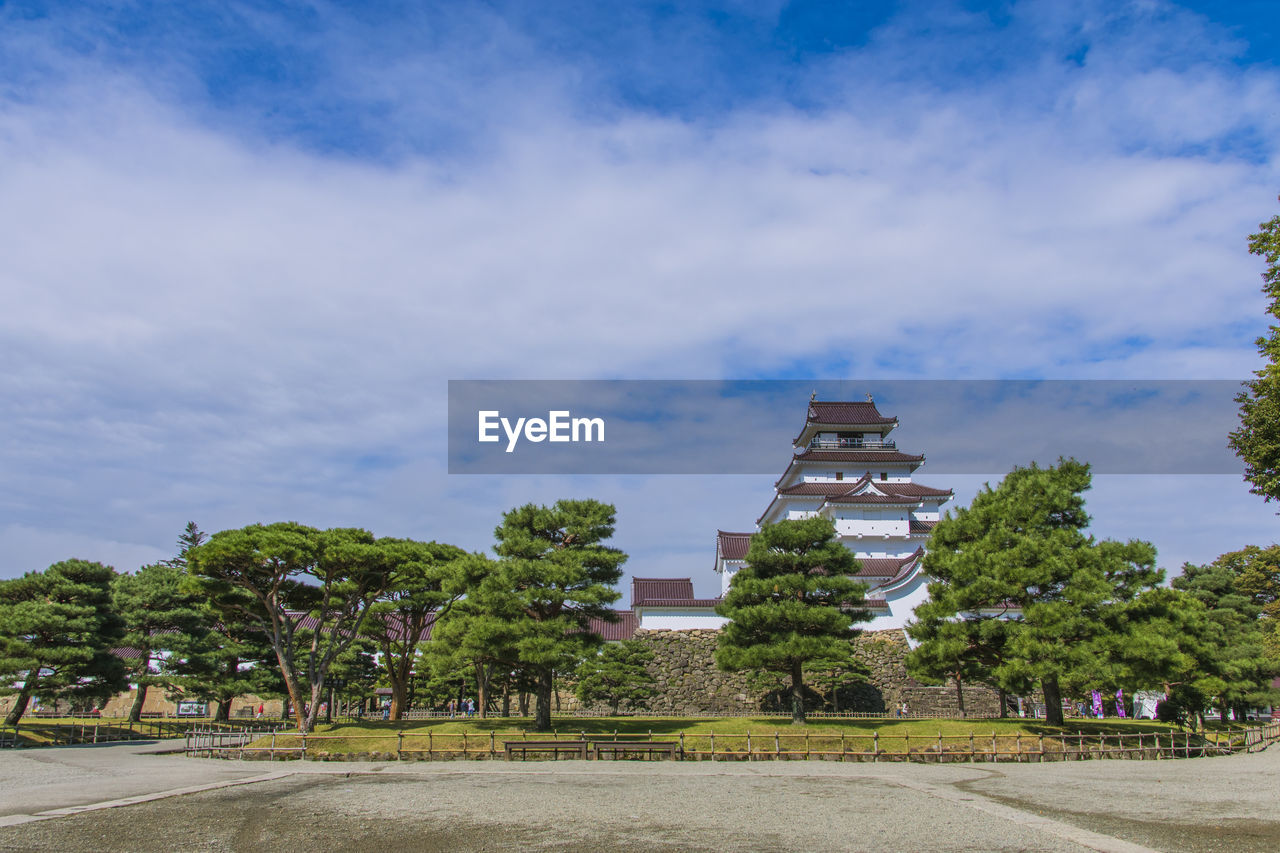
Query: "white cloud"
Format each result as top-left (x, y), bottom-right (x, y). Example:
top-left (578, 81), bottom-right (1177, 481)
top-left (2, 2), bottom-right (1279, 581)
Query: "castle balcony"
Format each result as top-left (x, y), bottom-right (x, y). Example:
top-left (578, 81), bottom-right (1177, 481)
top-left (808, 437), bottom-right (896, 450)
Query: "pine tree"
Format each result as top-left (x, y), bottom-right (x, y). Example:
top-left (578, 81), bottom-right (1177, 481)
top-left (488, 500), bottom-right (627, 730)
top-left (575, 639), bottom-right (657, 715)
top-left (1173, 550), bottom-right (1280, 718)
top-left (715, 516), bottom-right (870, 725)
top-left (112, 561), bottom-right (209, 722)
top-left (363, 541), bottom-right (474, 720)
top-left (0, 560), bottom-right (127, 724)
top-left (914, 459), bottom-right (1163, 726)
top-left (1230, 198), bottom-right (1280, 501)
top-left (186, 523), bottom-right (400, 732)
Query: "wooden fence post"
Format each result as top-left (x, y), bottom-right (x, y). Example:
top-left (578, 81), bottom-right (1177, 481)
top-left (873, 730), bottom-right (878, 762)
top-left (1038, 732), bottom-right (1044, 763)
top-left (397, 730), bottom-right (404, 761)
top-left (991, 731), bottom-right (997, 762)
top-left (490, 731), bottom-right (495, 759)
top-left (710, 730), bottom-right (715, 761)
top-left (747, 731), bottom-right (752, 761)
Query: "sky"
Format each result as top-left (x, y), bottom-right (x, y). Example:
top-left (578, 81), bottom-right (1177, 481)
top-left (3, 0), bottom-right (1280, 597)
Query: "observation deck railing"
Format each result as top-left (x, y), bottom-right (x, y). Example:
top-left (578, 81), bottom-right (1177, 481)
top-left (808, 439), bottom-right (896, 450)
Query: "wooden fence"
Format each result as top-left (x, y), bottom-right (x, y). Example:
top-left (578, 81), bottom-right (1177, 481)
top-left (0, 717), bottom-right (284, 749)
top-left (183, 719), bottom-right (1280, 763)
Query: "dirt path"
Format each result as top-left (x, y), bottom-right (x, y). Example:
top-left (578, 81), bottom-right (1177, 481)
top-left (0, 741), bottom-right (1275, 851)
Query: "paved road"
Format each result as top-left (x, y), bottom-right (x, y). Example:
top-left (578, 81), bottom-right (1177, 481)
top-left (0, 742), bottom-right (1276, 851)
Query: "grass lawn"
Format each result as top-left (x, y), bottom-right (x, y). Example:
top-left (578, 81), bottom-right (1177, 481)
top-left (251, 715), bottom-right (1247, 759)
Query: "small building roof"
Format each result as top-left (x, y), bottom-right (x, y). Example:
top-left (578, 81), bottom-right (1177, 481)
top-left (715, 530), bottom-right (753, 562)
top-left (587, 609), bottom-right (639, 641)
top-left (807, 401), bottom-right (897, 426)
top-left (632, 577), bottom-right (696, 605)
top-left (794, 400), bottom-right (898, 444)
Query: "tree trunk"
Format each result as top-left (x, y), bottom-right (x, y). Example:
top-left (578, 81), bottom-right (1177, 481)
top-left (791, 660), bottom-right (806, 725)
top-left (389, 680), bottom-right (409, 722)
top-left (502, 682), bottom-right (511, 717)
top-left (128, 682), bottom-right (148, 723)
top-left (998, 687), bottom-right (1008, 718)
top-left (475, 663), bottom-right (490, 720)
top-left (4, 678), bottom-right (35, 726)
top-left (518, 691), bottom-right (528, 717)
top-left (535, 668), bottom-right (553, 730)
top-left (214, 697), bottom-right (232, 722)
top-left (1043, 676), bottom-right (1064, 727)
top-left (300, 681), bottom-right (325, 734)
top-left (954, 675), bottom-right (966, 719)
top-left (280, 700), bottom-right (292, 721)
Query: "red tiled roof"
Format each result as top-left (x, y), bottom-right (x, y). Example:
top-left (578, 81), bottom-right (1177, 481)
top-left (824, 493), bottom-right (921, 505)
top-left (862, 598), bottom-right (889, 609)
top-left (793, 400), bottom-right (897, 444)
top-left (587, 610), bottom-right (639, 641)
top-left (716, 531), bottom-right (753, 562)
top-left (855, 559), bottom-right (905, 577)
top-left (638, 598), bottom-right (723, 608)
top-left (909, 519), bottom-right (937, 535)
top-left (854, 550), bottom-right (923, 578)
top-left (632, 577), bottom-right (696, 605)
top-left (807, 401), bottom-right (896, 425)
top-left (779, 481), bottom-right (864, 496)
top-left (877, 482), bottom-right (953, 498)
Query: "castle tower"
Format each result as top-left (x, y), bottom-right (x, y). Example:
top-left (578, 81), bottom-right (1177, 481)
top-left (714, 397), bottom-right (951, 630)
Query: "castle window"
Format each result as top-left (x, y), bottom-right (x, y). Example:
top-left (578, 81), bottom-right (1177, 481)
top-left (835, 472), bottom-right (843, 481)
top-left (880, 472), bottom-right (888, 481)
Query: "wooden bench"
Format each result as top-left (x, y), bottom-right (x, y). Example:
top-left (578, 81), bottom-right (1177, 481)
top-left (591, 740), bottom-right (680, 760)
top-left (504, 740), bottom-right (589, 761)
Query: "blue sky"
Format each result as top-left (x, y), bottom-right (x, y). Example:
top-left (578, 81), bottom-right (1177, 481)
top-left (3, 1), bottom-right (1280, 594)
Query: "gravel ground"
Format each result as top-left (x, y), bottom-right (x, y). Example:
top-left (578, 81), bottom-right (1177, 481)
top-left (0, 741), bottom-right (1275, 852)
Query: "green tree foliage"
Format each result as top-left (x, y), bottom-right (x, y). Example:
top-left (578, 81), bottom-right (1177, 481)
top-left (911, 459), bottom-right (1165, 726)
top-left (426, 564), bottom-right (526, 719)
top-left (162, 521), bottom-right (207, 568)
top-left (0, 560), bottom-right (127, 724)
top-left (166, 607), bottom-right (283, 722)
top-left (1230, 198), bottom-right (1280, 501)
top-left (487, 499), bottom-right (627, 730)
top-left (363, 542), bottom-right (475, 720)
top-left (1173, 549), bottom-right (1280, 718)
top-left (111, 561), bottom-right (210, 722)
top-left (715, 516), bottom-right (870, 725)
top-left (575, 639), bottom-right (657, 715)
top-left (186, 523), bottom-right (401, 732)
top-left (1225, 545), bottom-right (1280, 660)
top-left (908, 606), bottom-right (1026, 718)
